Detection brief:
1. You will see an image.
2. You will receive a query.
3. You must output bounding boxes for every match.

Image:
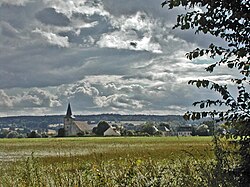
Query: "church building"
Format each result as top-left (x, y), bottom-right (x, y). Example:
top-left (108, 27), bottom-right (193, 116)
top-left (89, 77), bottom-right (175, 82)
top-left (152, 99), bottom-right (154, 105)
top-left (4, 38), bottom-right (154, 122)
top-left (64, 103), bottom-right (92, 136)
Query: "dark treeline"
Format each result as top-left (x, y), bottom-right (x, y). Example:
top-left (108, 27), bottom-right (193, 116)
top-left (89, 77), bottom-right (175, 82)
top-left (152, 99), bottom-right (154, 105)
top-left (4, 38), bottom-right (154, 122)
top-left (0, 114), bottom-right (186, 129)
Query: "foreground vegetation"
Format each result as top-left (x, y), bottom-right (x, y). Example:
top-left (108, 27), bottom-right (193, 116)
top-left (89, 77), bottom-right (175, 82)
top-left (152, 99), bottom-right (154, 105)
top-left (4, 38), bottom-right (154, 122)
top-left (0, 136), bottom-right (240, 186)
top-left (162, 0), bottom-right (250, 185)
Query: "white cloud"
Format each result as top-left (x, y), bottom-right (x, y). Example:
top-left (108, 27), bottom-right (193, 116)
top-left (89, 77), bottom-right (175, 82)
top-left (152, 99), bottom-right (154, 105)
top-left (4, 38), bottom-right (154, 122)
top-left (33, 28), bottom-right (69, 47)
top-left (94, 94), bottom-right (145, 109)
top-left (43, 0), bottom-right (110, 17)
top-left (0, 88), bottom-right (61, 110)
top-left (60, 80), bottom-right (99, 98)
top-left (97, 12), bottom-right (163, 53)
top-left (0, 90), bottom-right (13, 107)
top-left (98, 33), bottom-right (162, 53)
top-left (18, 88), bottom-right (62, 107)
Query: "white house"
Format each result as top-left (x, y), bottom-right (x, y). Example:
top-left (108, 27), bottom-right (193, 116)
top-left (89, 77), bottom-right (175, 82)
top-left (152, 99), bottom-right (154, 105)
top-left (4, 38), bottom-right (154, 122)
top-left (177, 126), bottom-right (192, 136)
top-left (104, 127), bottom-right (121, 136)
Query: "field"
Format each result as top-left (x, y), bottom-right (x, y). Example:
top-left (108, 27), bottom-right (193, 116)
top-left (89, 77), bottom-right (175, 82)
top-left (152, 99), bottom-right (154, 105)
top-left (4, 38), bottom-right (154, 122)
top-left (0, 136), bottom-right (213, 161)
top-left (0, 136), bottom-right (237, 186)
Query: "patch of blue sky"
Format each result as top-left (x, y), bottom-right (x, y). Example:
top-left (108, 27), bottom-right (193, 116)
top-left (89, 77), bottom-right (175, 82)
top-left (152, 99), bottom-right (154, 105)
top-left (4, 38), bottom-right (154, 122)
top-left (191, 58), bottom-right (215, 65)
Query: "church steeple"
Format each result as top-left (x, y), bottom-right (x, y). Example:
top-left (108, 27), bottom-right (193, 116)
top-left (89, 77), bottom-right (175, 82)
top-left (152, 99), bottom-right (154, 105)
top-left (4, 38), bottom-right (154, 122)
top-left (65, 103), bottom-right (74, 118)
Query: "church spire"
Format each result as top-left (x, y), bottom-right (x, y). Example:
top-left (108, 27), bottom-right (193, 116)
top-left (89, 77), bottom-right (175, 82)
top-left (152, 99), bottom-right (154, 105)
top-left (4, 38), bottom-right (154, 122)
top-left (65, 103), bottom-right (74, 118)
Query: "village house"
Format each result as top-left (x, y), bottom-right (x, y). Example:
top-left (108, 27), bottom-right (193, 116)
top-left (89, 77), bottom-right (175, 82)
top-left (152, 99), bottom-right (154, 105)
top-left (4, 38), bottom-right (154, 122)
top-left (158, 125), bottom-right (171, 136)
top-left (176, 126), bottom-right (192, 136)
top-left (104, 126), bottom-right (121, 136)
top-left (46, 129), bottom-right (57, 137)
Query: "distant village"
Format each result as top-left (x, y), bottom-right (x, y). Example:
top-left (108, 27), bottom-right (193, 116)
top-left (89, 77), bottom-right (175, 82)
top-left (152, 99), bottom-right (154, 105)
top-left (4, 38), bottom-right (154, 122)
top-left (0, 104), bottom-right (222, 138)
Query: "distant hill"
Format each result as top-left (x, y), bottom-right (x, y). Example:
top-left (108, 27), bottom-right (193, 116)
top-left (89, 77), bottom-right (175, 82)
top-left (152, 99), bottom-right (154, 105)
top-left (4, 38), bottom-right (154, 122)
top-left (75, 114), bottom-right (185, 123)
top-left (0, 114), bottom-right (186, 129)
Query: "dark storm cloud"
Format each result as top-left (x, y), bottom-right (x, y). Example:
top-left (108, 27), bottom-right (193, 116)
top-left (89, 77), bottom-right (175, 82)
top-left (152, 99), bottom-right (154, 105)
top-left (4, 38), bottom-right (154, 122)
top-left (58, 13), bottom-right (113, 45)
top-left (0, 21), bottom-right (19, 38)
top-left (102, 0), bottom-right (180, 21)
top-left (35, 7), bottom-right (70, 26)
top-left (0, 47), bottom-right (85, 88)
top-left (0, 44), bottom-right (149, 89)
top-left (0, 2), bottom-right (40, 29)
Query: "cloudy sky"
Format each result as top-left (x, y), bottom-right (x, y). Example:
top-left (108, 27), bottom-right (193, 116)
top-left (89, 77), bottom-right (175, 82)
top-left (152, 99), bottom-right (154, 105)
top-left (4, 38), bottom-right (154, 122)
top-left (0, 0), bottom-right (233, 116)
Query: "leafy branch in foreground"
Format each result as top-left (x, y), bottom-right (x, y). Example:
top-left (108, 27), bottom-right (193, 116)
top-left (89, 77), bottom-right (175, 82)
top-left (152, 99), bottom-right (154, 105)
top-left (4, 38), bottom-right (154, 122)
top-left (162, 0), bottom-right (250, 75)
top-left (184, 79), bottom-right (250, 123)
top-left (162, 0), bottom-right (249, 185)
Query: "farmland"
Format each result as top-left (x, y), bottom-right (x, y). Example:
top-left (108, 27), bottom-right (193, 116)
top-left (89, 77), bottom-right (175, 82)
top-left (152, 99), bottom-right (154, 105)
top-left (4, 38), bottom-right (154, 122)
top-left (0, 136), bottom-right (213, 161)
top-left (0, 137), bottom-right (236, 186)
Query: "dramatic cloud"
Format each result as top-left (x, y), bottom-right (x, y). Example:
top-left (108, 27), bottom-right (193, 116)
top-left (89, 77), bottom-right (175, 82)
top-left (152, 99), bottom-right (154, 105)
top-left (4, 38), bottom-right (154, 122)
top-left (17, 88), bottom-right (61, 108)
top-left (0, 88), bottom-right (61, 108)
top-left (97, 12), bottom-right (163, 53)
top-left (0, 0), bottom-right (230, 116)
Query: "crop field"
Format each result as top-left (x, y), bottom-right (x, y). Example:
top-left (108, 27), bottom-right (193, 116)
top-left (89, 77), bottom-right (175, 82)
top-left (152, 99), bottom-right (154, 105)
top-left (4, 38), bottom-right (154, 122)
top-left (0, 136), bottom-right (213, 161)
top-left (0, 136), bottom-right (237, 186)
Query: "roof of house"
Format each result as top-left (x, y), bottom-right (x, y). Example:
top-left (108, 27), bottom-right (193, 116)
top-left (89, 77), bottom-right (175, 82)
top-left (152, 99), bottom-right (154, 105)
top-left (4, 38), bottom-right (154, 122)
top-left (177, 126), bottom-right (192, 132)
top-left (74, 121), bottom-right (93, 132)
top-left (158, 126), bottom-right (170, 132)
top-left (104, 127), bottom-right (121, 136)
top-left (152, 126), bottom-right (159, 132)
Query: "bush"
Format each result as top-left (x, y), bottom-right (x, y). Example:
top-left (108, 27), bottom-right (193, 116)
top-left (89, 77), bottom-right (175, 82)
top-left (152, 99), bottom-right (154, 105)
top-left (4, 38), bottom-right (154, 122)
top-left (27, 131), bottom-right (41, 138)
top-left (92, 121), bottom-right (110, 136)
top-left (6, 131), bottom-right (19, 138)
top-left (57, 128), bottom-right (65, 137)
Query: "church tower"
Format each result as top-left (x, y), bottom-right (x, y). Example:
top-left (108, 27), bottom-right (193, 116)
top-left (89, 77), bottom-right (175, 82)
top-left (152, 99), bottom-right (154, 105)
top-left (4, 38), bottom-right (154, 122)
top-left (64, 103), bottom-right (75, 136)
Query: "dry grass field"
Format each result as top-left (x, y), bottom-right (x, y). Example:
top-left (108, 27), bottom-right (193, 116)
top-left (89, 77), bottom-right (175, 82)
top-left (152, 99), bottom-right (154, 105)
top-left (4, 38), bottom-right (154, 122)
top-left (0, 136), bottom-right (213, 162)
top-left (0, 136), bottom-right (237, 186)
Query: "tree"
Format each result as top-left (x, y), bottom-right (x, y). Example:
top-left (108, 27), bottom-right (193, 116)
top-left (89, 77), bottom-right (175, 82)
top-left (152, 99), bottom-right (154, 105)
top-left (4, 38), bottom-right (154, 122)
top-left (141, 122), bottom-right (158, 135)
top-left (6, 131), bottom-right (19, 138)
top-left (57, 128), bottom-right (65, 137)
top-left (0, 130), bottom-right (9, 138)
top-left (120, 129), bottom-right (134, 136)
top-left (203, 121), bottom-right (215, 134)
top-left (27, 131), bottom-right (41, 138)
top-left (158, 122), bottom-right (170, 129)
top-left (162, 0), bottom-right (249, 185)
top-left (93, 121), bottom-right (110, 136)
top-left (195, 124), bottom-right (209, 136)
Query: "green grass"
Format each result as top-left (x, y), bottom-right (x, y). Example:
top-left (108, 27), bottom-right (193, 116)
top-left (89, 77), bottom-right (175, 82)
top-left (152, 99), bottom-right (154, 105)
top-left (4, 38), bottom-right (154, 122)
top-left (0, 136), bottom-right (213, 161)
top-left (1, 136), bottom-right (238, 187)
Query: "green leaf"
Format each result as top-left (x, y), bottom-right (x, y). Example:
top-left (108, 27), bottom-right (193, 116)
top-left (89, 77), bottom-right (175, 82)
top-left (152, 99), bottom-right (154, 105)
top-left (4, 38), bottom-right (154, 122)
top-left (227, 63), bottom-right (234, 68)
top-left (191, 113), bottom-right (196, 120)
top-left (185, 23), bottom-right (190, 29)
top-left (196, 81), bottom-right (201, 88)
top-left (183, 113), bottom-right (190, 120)
top-left (193, 51), bottom-right (199, 58)
top-left (202, 112), bottom-right (207, 117)
top-left (200, 50), bottom-right (204, 56)
top-left (238, 48), bottom-right (246, 57)
top-left (196, 112), bottom-right (201, 119)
